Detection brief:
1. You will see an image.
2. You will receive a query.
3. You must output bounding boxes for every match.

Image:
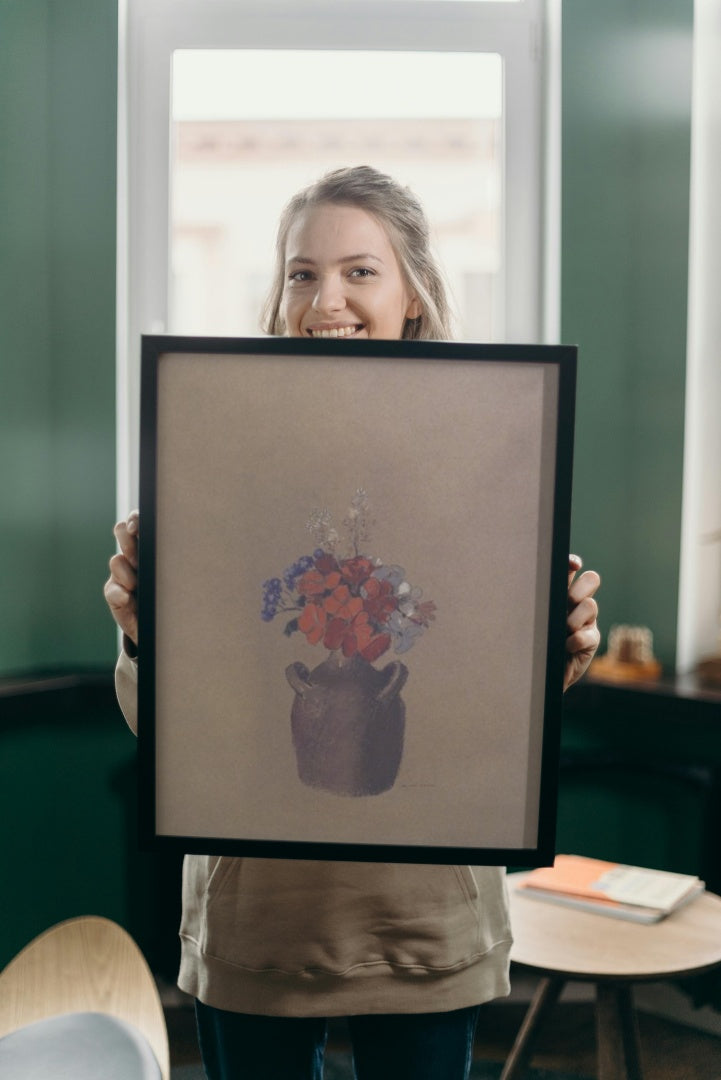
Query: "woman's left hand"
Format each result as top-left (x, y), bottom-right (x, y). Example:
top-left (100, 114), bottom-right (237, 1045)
top-left (564, 555), bottom-right (601, 691)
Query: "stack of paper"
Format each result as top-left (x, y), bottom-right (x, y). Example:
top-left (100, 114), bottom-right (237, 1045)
top-left (517, 854), bottom-right (705, 923)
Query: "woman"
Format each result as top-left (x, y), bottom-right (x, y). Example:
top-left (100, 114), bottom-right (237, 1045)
top-left (105, 166), bottom-right (601, 1080)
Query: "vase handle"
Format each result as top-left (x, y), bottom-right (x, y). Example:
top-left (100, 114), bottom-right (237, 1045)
top-left (285, 661), bottom-right (313, 696)
top-left (377, 660), bottom-right (409, 702)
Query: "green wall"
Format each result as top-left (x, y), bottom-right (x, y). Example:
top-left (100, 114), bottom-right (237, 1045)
top-left (0, 0), bottom-right (130, 972)
top-left (0, 683), bottom-right (183, 974)
top-left (0, 0), bottom-right (118, 675)
top-left (562, 0), bottom-right (693, 669)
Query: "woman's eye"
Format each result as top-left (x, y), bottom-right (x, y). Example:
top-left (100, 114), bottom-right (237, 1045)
top-left (288, 270), bottom-right (313, 283)
top-left (349, 267), bottom-right (375, 279)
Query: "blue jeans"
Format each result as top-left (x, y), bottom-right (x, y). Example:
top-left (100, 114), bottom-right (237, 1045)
top-left (195, 1000), bottom-right (481, 1080)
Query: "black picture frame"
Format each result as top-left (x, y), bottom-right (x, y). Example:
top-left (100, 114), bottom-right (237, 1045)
top-left (138, 335), bottom-right (576, 865)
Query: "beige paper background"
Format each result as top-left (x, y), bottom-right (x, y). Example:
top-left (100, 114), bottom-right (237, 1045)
top-left (152, 350), bottom-right (558, 851)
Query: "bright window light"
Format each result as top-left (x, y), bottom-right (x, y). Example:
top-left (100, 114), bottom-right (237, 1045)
top-left (170, 50), bottom-right (503, 341)
top-left (172, 50), bottom-right (502, 121)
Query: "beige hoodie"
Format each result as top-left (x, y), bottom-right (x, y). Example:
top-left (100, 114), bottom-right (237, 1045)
top-left (116, 650), bottom-right (512, 1016)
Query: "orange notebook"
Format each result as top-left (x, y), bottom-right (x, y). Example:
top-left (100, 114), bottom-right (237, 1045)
top-left (517, 855), bottom-right (704, 923)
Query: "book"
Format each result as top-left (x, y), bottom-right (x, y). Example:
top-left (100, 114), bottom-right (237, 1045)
top-left (516, 854), bottom-right (705, 924)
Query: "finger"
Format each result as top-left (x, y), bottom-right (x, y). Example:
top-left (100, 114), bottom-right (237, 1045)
top-left (568, 569), bottom-right (601, 607)
top-left (113, 518), bottom-right (139, 567)
top-left (108, 552), bottom-right (137, 592)
top-left (566, 594), bottom-right (599, 634)
top-left (103, 579), bottom-right (139, 642)
top-left (563, 646), bottom-right (597, 690)
top-left (103, 577), bottom-right (133, 613)
top-left (566, 623), bottom-right (601, 657)
top-left (567, 553), bottom-right (583, 588)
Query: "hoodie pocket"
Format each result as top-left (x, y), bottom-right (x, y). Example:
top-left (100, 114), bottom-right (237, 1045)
top-left (191, 859), bottom-right (508, 976)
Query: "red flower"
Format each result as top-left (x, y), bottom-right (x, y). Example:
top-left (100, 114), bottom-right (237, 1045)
top-left (339, 556), bottom-right (375, 589)
top-left (323, 584), bottom-right (364, 622)
top-left (361, 576), bottom-right (397, 625)
top-left (323, 616), bottom-right (353, 654)
top-left (324, 611), bottom-right (391, 661)
top-left (358, 628), bottom-right (392, 663)
top-left (414, 601), bottom-right (437, 627)
top-left (314, 553), bottom-right (340, 575)
top-left (298, 602), bottom-right (327, 645)
top-left (296, 567), bottom-right (341, 597)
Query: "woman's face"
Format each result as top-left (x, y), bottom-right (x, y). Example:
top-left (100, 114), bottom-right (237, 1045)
top-left (281, 203), bottom-right (421, 340)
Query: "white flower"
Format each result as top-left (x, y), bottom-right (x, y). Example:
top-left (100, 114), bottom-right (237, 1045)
top-left (388, 610), bottom-right (425, 654)
top-left (305, 508), bottom-right (339, 551)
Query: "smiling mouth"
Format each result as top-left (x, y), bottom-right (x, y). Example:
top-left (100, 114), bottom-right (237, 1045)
top-left (307, 324), bottom-right (364, 339)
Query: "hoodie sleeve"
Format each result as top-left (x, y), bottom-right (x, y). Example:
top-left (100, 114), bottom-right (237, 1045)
top-left (115, 642), bottom-right (139, 736)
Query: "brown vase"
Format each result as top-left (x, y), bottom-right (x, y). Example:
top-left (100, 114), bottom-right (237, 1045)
top-left (285, 651), bottom-right (408, 796)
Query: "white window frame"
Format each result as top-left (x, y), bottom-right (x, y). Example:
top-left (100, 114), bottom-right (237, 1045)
top-left (117, 0), bottom-right (559, 512)
top-left (676, 0), bottom-right (721, 674)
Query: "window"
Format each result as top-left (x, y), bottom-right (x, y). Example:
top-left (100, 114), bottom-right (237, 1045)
top-left (169, 49), bottom-right (503, 340)
top-left (118, 0), bottom-right (557, 510)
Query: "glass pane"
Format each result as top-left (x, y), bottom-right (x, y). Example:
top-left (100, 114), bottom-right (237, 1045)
top-left (170, 50), bottom-right (503, 341)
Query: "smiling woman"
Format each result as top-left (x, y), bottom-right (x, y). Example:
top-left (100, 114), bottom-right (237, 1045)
top-left (263, 166), bottom-right (452, 341)
top-left (282, 205), bottom-right (420, 340)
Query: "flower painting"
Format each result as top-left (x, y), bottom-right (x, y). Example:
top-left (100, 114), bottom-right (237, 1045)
top-left (262, 490), bottom-right (436, 796)
top-left (143, 338), bottom-right (574, 861)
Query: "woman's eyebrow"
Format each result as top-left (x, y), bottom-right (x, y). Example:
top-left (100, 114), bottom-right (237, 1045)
top-left (339, 253), bottom-right (384, 264)
top-left (286, 253), bottom-right (384, 266)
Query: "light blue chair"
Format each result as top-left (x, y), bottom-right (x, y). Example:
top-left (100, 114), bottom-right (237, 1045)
top-left (0, 916), bottom-right (169, 1079)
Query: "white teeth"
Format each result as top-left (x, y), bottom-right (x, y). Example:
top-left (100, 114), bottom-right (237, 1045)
top-left (310, 326), bottom-right (359, 338)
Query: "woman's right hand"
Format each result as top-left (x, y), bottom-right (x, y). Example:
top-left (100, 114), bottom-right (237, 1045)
top-left (104, 509), bottom-right (140, 646)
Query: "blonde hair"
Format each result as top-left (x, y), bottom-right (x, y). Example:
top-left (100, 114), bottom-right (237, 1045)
top-left (262, 165), bottom-right (454, 340)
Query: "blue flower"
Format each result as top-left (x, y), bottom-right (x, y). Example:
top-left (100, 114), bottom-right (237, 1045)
top-left (283, 555), bottom-right (315, 590)
top-left (261, 577), bottom-right (284, 621)
top-left (387, 610), bottom-right (425, 654)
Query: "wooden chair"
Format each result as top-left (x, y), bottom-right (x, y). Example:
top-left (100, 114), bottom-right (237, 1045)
top-left (0, 915), bottom-right (170, 1079)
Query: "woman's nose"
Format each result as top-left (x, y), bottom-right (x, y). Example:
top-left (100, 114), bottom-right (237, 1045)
top-left (312, 274), bottom-right (345, 314)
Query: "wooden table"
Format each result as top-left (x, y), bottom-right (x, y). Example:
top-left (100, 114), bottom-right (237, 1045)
top-left (503, 872), bottom-right (721, 1080)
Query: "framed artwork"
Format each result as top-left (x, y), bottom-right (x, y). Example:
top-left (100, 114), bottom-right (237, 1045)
top-left (137, 335), bottom-right (576, 865)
